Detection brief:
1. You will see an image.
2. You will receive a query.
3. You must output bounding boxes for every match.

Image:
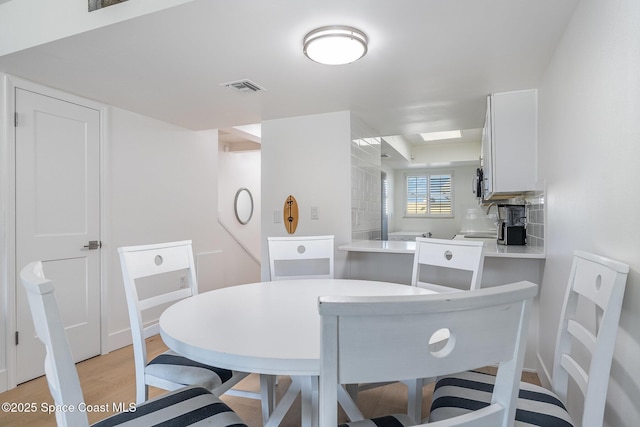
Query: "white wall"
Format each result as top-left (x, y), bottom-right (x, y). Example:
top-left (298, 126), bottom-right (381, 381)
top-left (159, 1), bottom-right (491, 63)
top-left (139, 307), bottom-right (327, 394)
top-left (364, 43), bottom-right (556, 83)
top-left (411, 141), bottom-right (481, 166)
top-left (107, 108), bottom-right (221, 347)
top-left (536, 0), bottom-right (640, 425)
top-left (107, 108), bottom-right (260, 350)
top-left (261, 111), bottom-right (352, 280)
top-left (0, 0), bottom-right (194, 56)
top-left (392, 165), bottom-right (480, 239)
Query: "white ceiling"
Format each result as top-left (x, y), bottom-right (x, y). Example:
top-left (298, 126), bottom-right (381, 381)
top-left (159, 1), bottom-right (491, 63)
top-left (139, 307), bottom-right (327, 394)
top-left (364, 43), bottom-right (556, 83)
top-left (0, 0), bottom-right (579, 142)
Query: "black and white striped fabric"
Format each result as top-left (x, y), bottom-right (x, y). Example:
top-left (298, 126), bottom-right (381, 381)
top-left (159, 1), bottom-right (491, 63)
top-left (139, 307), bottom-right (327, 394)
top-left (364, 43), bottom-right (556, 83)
top-left (429, 371), bottom-right (574, 427)
top-left (146, 350), bottom-right (233, 391)
top-left (93, 386), bottom-right (247, 427)
top-left (338, 414), bottom-right (415, 427)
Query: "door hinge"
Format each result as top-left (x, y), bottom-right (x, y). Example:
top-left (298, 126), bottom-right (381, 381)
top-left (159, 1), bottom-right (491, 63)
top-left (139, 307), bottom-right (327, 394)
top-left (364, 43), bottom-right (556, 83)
top-left (15, 331), bottom-right (19, 346)
top-left (14, 112), bottom-right (18, 127)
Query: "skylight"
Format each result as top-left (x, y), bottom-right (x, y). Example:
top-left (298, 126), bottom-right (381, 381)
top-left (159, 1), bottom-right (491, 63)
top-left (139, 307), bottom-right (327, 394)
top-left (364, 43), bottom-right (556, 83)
top-left (420, 130), bottom-right (462, 142)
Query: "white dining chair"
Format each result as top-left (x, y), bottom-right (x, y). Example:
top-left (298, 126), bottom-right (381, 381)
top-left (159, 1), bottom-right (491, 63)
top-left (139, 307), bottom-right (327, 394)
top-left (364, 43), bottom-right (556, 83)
top-left (20, 261), bottom-right (248, 427)
top-left (411, 237), bottom-right (485, 293)
top-left (429, 250), bottom-right (629, 427)
top-left (319, 280), bottom-right (538, 427)
top-left (118, 240), bottom-right (256, 405)
top-left (348, 236), bottom-right (486, 420)
top-left (267, 235), bottom-right (335, 280)
top-left (265, 235), bottom-right (335, 407)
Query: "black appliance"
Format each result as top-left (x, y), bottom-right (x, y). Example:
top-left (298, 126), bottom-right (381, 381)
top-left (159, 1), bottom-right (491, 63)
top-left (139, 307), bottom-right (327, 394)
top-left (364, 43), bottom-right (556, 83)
top-left (497, 204), bottom-right (526, 246)
top-left (498, 224), bottom-right (526, 245)
top-left (473, 168), bottom-right (484, 198)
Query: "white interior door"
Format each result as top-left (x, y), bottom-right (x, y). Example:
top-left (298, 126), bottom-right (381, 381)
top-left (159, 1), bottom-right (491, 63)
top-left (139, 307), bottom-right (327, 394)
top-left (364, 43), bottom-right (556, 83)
top-left (15, 88), bottom-right (101, 383)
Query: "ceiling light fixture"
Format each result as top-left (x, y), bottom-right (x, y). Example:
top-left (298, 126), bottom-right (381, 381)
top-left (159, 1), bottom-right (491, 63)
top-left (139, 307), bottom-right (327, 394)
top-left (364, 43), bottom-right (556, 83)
top-left (420, 130), bottom-right (462, 142)
top-left (303, 25), bottom-right (368, 65)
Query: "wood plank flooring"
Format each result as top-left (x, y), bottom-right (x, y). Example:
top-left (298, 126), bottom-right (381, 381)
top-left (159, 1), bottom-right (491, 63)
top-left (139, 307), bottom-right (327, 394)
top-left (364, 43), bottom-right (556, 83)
top-left (0, 335), bottom-right (540, 426)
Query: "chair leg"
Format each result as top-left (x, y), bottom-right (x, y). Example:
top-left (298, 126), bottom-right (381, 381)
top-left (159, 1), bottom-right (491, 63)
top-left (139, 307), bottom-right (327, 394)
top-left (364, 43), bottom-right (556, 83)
top-left (344, 384), bottom-right (359, 402)
top-left (405, 378), bottom-right (422, 423)
top-left (136, 383), bottom-right (149, 405)
top-left (338, 384), bottom-right (365, 422)
top-left (260, 374), bottom-right (277, 421)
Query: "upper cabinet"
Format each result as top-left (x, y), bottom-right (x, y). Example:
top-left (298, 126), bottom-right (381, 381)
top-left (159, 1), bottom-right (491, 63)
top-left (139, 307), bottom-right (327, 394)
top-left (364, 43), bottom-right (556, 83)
top-left (481, 89), bottom-right (537, 200)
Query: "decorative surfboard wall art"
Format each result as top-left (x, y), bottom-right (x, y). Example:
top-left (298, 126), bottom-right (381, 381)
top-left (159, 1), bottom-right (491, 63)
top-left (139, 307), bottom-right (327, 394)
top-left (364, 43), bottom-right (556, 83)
top-left (284, 195), bottom-right (299, 234)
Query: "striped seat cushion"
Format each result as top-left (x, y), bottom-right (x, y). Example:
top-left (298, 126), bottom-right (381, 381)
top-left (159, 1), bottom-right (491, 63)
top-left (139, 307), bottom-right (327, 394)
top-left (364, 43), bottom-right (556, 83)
top-left (338, 414), bottom-right (415, 427)
top-left (92, 386), bottom-right (247, 426)
top-left (429, 370), bottom-right (574, 427)
top-left (146, 350), bottom-right (233, 391)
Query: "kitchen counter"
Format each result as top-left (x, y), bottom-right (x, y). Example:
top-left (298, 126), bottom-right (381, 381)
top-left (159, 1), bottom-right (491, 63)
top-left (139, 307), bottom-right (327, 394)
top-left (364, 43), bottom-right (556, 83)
top-left (339, 239), bottom-right (417, 254)
top-left (339, 238), bottom-right (545, 259)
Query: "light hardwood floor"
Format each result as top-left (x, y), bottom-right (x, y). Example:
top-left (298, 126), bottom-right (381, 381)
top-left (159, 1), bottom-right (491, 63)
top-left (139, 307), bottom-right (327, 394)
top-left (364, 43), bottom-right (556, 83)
top-left (0, 335), bottom-right (540, 426)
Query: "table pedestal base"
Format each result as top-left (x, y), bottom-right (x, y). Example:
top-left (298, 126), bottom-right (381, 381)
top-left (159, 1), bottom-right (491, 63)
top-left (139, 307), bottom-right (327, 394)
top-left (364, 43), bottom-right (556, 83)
top-left (263, 376), bottom-right (365, 427)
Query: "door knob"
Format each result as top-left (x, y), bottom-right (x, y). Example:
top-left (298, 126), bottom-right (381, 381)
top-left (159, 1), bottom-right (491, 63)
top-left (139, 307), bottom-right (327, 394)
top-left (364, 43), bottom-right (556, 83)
top-left (83, 240), bottom-right (102, 250)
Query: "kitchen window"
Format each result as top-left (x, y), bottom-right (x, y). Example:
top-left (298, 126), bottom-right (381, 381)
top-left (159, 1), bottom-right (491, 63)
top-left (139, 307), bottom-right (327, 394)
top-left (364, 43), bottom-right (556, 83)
top-left (405, 172), bottom-right (453, 217)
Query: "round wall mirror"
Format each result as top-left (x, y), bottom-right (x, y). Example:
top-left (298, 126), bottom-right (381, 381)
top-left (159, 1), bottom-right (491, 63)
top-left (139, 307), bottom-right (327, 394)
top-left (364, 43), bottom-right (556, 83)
top-left (234, 188), bottom-right (254, 225)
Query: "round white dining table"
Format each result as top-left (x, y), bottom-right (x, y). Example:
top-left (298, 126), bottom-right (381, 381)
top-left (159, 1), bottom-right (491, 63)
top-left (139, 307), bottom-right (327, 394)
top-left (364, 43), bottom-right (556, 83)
top-left (159, 278), bottom-right (433, 427)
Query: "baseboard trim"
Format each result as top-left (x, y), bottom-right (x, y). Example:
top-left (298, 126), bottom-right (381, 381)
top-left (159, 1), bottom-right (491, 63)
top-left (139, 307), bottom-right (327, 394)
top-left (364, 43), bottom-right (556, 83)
top-left (0, 368), bottom-right (7, 393)
top-left (536, 352), bottom-right (552, 388)
top-left (107, 320), bottom-right (160, 353)
top-left (107, 328), bottom-right (133, 353)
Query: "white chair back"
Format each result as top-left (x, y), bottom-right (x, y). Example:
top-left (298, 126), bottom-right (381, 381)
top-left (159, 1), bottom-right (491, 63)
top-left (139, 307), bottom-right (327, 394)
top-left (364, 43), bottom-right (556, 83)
top-left (267, 235), bottom-right (335, 280)
top-left (118, 240), bottom-right (198, 401)
top-left (20, 262), bottom-right (90, 427)
top-left (411, 237), bottom-right (485, 292)
top-left (319, 280), bottom-right (538, 427)
top-left (551, 250), bottom-right (629, 426)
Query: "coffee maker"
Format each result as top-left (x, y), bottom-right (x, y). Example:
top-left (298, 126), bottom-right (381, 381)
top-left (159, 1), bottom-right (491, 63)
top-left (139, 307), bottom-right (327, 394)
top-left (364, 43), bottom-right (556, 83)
top-left (497, 204), bottom-right (526, 245)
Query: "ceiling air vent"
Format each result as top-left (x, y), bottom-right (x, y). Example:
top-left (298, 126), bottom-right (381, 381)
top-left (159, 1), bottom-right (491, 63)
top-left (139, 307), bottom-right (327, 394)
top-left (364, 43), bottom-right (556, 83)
top-left (221, 79), bottom-right (265, 93)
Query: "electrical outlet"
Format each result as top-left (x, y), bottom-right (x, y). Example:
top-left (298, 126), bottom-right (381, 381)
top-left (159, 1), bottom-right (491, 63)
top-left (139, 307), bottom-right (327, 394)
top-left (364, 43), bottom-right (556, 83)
top-left (179, 276), bottom-right (187, 288)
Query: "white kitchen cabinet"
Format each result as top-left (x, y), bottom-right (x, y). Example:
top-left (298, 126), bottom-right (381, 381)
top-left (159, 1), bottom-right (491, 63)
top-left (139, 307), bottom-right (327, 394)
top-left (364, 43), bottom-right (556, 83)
top-left (482, 89), bottom-right (537, 199)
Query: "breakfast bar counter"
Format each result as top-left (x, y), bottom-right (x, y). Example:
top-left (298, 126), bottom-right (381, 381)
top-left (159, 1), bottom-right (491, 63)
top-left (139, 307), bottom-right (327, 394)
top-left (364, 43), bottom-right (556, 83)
top-left (339, 238), bottom-right (545, 370)
top-left (339, 237), bottom-right (545, 259)
top-left (338, 238), bottom-right (545, 289)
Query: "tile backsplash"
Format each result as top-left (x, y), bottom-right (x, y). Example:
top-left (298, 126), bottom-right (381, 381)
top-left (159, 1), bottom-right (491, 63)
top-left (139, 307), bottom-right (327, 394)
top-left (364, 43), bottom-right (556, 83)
top-left (525, 192), bottom-right (545, 248)
top-left (351, 137), bottom-right (381, 240)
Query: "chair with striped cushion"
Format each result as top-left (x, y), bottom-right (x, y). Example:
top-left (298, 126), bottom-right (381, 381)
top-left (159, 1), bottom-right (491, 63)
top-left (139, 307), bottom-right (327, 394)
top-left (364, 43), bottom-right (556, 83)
top-left (319, 281), bottom-right (538, 427)
top-left (348, 237), bottom-right (486, 421)
top-left (118, 241), bottom-right (251, 404)
top-left (20, 261), bottom-right (248, 427)
top-left (407, 237), bottom-right (486, 419)
top-left (429, 250), bottom-right (629, 427)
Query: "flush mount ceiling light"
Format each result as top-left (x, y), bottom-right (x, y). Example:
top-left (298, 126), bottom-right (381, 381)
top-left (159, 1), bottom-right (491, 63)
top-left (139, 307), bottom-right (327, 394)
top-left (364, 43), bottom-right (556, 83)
top-left (303, 25), bottom-right (368, 65)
